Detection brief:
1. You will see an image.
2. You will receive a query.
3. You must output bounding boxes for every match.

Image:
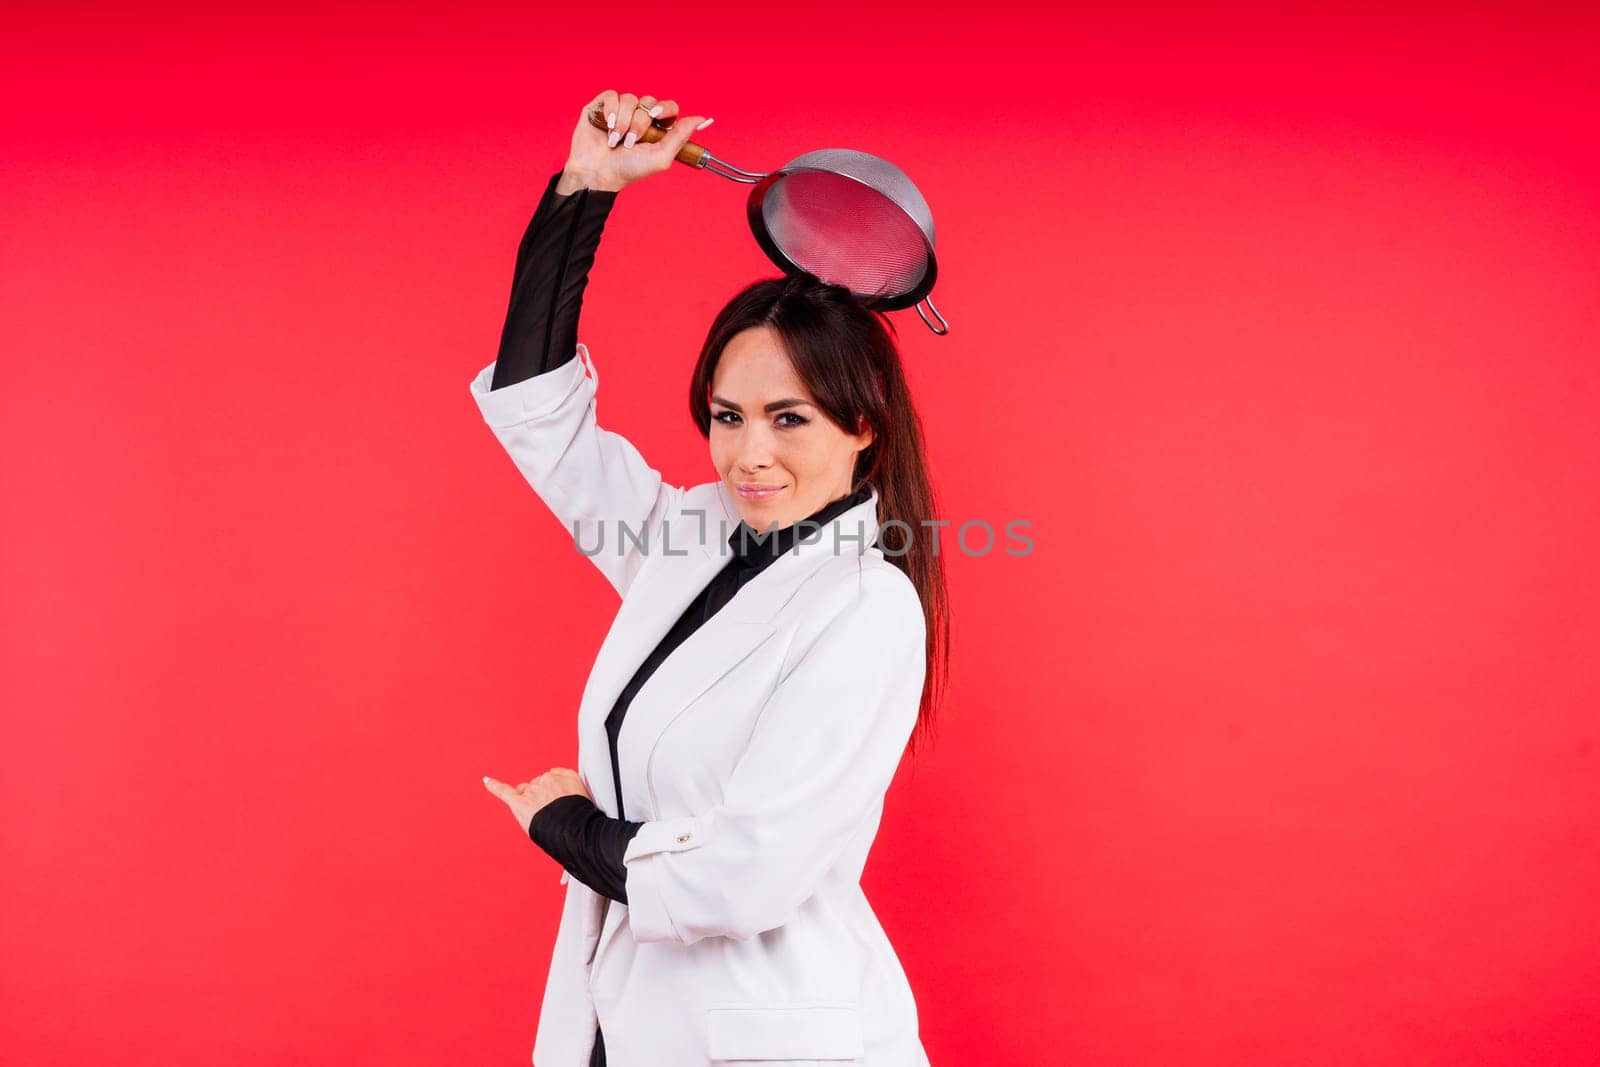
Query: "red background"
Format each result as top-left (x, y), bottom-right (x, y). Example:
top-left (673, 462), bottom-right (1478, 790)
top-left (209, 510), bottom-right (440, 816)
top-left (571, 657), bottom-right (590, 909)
top-left (3, 3), bottom-right (1598, 1064)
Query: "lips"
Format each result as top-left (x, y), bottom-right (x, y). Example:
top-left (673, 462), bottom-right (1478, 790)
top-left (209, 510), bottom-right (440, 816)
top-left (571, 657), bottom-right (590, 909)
top-left (736, 483), bottom-right (785, 499)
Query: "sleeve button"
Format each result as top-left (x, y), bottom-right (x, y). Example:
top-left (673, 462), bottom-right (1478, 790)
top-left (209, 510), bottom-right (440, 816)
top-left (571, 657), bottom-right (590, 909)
top-left (675, 832), bottom-right (693, 843)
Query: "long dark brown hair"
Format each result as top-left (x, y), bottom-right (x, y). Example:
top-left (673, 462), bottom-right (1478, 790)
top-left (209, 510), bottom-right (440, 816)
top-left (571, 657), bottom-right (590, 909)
top-left (687, 272), bottom-right (949, 760)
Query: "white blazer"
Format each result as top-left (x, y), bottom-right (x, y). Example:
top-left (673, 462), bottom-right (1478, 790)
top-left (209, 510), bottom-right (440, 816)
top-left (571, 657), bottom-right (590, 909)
top-left (469, 343), bottom-right (931, 1067)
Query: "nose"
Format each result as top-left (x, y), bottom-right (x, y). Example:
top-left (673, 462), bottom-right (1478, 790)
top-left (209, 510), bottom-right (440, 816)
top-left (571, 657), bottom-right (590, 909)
top-left (735, 431), bottom-right (775, 473)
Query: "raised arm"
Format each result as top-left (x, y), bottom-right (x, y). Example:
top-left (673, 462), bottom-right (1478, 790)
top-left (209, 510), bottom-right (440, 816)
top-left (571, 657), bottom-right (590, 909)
top-left (468, 165), bottom-right (681, 598)
top-left (469, 91), bottom-right (711, 600)
top-left (490, 169), bottom-right (616, 390)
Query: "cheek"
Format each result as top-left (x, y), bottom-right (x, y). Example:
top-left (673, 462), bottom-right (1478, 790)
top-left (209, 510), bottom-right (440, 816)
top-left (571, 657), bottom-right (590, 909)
top-left (792, 433), bottom-right (849, 474)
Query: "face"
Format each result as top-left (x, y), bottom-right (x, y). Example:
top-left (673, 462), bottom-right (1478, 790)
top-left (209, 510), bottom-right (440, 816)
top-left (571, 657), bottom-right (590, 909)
top-left (708, 325), bottom-right (875, 532)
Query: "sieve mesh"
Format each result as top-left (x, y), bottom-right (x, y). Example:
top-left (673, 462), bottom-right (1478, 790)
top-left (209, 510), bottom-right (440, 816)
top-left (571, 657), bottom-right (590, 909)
top-left (762, 170), bottom-right (930, 301)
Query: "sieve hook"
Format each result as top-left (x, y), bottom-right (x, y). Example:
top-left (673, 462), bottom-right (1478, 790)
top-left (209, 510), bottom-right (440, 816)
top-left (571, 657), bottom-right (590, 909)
top-left (915, 296), bottom-right (949, 335)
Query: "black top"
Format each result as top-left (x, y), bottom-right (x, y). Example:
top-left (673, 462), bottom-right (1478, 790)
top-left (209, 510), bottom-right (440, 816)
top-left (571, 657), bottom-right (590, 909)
top-left (491, 169), bottom-right (617, 391)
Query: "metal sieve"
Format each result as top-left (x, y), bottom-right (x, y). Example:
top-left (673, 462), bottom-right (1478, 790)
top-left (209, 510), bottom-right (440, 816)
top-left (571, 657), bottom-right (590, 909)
top-left (586, 107), bottom-right (950, 336)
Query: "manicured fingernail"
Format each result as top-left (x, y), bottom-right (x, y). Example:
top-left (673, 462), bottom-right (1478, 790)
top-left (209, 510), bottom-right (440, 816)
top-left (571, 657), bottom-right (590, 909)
top-left (623, 130), bottom-right (637, 148)
top-left (607, 129), bottom-right (620, 147)
top-left (482, 776), bottom-right (490, 784)
top-left (605, 112), bottom-right (616, 130)
top-left (648, 105), bottom-right (663, 117)
top-left (696, 116), bottom-right (715, 131)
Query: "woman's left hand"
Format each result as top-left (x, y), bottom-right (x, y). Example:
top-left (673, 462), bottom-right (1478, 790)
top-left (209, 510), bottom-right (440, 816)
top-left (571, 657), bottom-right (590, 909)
top-left (482, 768), bottom-right (593, 834)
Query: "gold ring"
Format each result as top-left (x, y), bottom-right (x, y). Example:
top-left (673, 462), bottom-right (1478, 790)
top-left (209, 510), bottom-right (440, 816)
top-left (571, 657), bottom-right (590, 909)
top-left (597, 98), bottom-right (667, 130)
top-left (630, 99), bottom-right (667, 126)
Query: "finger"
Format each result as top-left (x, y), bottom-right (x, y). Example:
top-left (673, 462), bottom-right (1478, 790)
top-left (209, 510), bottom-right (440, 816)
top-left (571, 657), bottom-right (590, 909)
top-left (481, 775), bottom-right (517, 804)
top-left (622, 93), bottom-right (655, 150)
top-left (652, 99), bottom-right (679, 128)
top-left (610, 92), bottom-right (639, 148)
top-left (657, 114), bottom-right (712, 160)
top-left (585, 89), bottom-right (614, 141)
top-left (586, 89), bottom-right (614, 127)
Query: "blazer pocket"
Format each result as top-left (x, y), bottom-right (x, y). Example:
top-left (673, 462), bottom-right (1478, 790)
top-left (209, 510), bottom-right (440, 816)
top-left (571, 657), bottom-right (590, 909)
top-left (705, 1002), bottom-right (864, 1062)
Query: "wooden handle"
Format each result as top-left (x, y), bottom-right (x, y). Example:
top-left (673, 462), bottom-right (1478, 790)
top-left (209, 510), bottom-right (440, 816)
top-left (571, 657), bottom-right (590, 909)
top-left (585, 105), bottom-right (707, 168)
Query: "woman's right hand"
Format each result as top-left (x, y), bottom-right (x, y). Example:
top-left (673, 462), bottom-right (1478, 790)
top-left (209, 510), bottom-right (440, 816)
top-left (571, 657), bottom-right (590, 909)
top-left (560, 89), bottom-right (712, 195)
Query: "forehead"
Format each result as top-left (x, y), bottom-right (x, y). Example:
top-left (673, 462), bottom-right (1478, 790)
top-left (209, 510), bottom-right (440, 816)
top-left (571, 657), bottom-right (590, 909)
top-left (711, 326), bottom-right (811, 399)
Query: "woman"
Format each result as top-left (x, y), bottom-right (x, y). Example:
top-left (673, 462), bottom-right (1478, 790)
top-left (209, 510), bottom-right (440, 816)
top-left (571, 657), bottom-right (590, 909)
top-left (474, 90), bottom-right (950, 1067)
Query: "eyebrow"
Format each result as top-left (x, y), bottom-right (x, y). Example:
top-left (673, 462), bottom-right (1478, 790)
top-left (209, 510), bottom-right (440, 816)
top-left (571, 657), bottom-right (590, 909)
top-left (710, 395), bottom-right (814, 414)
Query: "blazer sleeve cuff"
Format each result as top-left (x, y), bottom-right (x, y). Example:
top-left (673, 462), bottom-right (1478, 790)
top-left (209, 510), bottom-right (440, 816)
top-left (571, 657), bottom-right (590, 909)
top-left (468, 342), bottom-right (591, 430)
top-left (621, 814), bottom-right (707, 944)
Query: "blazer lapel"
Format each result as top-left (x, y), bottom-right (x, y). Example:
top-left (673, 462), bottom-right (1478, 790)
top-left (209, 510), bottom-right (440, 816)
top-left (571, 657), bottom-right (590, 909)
top-left (576, 482), bottom-right (883, 818)
top-left (574, 541), bottom-right (726, 814)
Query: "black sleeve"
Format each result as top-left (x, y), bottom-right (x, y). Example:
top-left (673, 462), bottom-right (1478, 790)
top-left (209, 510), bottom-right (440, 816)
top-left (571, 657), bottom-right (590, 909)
top-left (490, 170), bottom-right (619, 392)
top-left (528, 793), bottom-right (643, 904)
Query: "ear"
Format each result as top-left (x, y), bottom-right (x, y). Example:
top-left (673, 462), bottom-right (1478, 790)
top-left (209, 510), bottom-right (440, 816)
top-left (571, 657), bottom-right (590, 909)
top-left (854, 414), bottom-right (875, 452)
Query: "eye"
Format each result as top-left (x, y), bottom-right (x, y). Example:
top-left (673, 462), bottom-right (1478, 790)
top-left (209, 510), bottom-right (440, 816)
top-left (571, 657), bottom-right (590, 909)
top-left (712, 410), bottom-right (810, 428)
